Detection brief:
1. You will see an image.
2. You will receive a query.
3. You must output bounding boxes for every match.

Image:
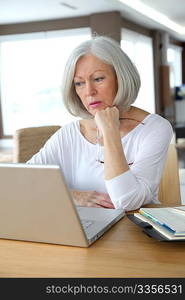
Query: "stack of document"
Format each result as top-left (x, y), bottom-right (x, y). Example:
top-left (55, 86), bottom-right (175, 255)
top-left (134, 206), bottom-right (185, 240)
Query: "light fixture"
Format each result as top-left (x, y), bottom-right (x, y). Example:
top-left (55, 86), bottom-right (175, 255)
top-left (60, 2), bottom-right (78, 10)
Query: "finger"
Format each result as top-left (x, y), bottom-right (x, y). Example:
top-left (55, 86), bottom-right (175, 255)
top-left (94, 204), bottom-right (105, 208)
top-left (88, 202), bottom-right (104, 208)
top-left (97, 192), bottom-right (111, 198)
top-left (94, 202), bottom-right (114, 208)
top-left (102, 195), bottom-right (113, 203)
top-left (95, 194), bottom-right (113, 205)
top-left (99, 200), bottom-right (115, 208)
top-left (86, 198), bottom-right (105, 208)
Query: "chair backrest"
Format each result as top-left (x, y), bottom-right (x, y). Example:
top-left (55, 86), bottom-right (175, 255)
top-left (13, 125), bottom-right (61, 163)
top-left (158, 144), bottom-right (181, 206)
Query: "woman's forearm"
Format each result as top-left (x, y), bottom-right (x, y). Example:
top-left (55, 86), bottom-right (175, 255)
top-left (103, 129), bottom-right (129, 180)
top-left (94, 106), bottom-right (129, 180)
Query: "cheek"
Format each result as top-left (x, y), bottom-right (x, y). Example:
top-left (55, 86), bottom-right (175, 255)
top-left (76, 89), bottom-right (88, 106)
top-left (104, 76), bottom-right (118, 95)
top-left (104, 81), bottom-right (118, 98)
top-left (112, 78), bottom-right (118, 94)
top-left (113, 83), bottom-right (118, 96)
top-left (75, 89), bottom-right (83, 100)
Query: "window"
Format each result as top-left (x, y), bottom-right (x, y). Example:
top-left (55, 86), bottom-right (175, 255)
top-left (167, 45), bottom-right (182, 87)
top-left (0, 28), bottom-right (91, 136)
top-left (167, 44), bottom-right (183, 123)
top-left (121, 29), bottom-right (155, 113)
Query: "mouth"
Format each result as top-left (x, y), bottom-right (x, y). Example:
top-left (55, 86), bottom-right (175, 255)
top-left (89, 101), bottom-right (102, 108)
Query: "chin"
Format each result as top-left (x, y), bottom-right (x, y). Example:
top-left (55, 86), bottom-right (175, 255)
top-left (89, 107), bottom-right (106, 115)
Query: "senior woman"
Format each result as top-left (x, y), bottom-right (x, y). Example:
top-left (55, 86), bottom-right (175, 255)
top-left (27, 36), bottom-right (173, 211)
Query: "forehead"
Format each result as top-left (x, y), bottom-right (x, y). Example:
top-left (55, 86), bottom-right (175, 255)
top-left (74, 54), bottom-right (113, 77)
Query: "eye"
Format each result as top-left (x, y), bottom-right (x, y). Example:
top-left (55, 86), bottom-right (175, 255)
top-left (74, 81), bottom-right (84, 87)
top-left (94, 76), bottom-right (105, 82)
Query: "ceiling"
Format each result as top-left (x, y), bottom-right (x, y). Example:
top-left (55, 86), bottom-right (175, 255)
top-left (0, 0), bottom-right (185, 41)
top-left (139, 0), bottom-right (185, 27)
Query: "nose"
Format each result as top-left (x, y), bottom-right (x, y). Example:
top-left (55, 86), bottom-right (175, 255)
top-left (85, 81), bottom-right (96, 97)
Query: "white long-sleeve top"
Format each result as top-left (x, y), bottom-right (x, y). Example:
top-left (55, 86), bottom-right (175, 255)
top-left (27, 114), bottom-right (173, 211)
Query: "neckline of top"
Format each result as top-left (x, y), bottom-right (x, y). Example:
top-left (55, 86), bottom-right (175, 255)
top-left (75, 113), bottom-right (156, 146)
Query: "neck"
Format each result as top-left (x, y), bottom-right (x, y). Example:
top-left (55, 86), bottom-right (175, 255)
top-left (119, 106), bottom-right (132, 118)
top-left (83, 106), bottom-right (133, 129)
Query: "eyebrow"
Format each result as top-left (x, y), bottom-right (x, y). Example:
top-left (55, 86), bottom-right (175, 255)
top-left (74, 69), bottom-right (106, 79)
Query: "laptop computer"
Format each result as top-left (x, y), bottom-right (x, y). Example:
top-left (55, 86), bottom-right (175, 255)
top-left (0, 163), bottom-right (124, 247)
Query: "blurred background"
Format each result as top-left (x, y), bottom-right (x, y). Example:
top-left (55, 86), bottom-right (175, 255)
top-left (0, 1), bottom-right (185, 191)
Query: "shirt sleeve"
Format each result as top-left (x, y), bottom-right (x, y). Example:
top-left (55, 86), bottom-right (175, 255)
top-left (26, 130), bottom-right (62, 166)
top-left (26, 126), bottom-right (75, 188)
top-left (105, 118), bottom-right (174, 211)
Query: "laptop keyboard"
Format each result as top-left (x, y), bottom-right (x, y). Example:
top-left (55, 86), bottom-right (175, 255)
top-left (81, 220), bottom-right (94, 229)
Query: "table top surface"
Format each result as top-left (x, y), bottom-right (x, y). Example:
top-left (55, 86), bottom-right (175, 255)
top-left (0, 214), bottom-right (185, 278)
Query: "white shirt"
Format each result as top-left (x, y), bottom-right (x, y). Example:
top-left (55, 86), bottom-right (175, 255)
top-left (27, 114), bottom-right (173, 211)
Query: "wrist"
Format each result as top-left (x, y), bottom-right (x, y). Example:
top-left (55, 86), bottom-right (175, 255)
top-left (71, 190), bottom-right (81, 204)
top-left (102, 127), bottom-right (121, 142)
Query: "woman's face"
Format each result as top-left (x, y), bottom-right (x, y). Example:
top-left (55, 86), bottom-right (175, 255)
top-left (74, 54), bottom-right (118, 116)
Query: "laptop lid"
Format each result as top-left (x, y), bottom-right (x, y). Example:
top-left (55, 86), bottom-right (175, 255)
top-left (0, 163), bottom-right (124, 247)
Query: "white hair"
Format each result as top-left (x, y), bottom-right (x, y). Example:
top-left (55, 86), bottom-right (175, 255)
top-left (62, 36), bottom-right (141, 118)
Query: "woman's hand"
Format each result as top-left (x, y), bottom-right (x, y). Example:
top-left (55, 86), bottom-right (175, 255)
top-left (71, 190), bottom-right (115, 208)
top-left (94, 106), bottom-right (120, 136)
top-left (95, 106), bottom-right (128, 180)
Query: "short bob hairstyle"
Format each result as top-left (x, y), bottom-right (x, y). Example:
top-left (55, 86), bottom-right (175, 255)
top-left (62, 36), bottom-right (141, 118)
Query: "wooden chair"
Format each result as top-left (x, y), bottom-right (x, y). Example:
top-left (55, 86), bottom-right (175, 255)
top-left (13, 125), bottom-right (61, 163)
top-left (158, 144), bottom-right (181, 206)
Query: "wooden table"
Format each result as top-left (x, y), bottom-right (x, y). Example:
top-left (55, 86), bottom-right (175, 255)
top-left (0, 215), bottom-right (185, 278)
